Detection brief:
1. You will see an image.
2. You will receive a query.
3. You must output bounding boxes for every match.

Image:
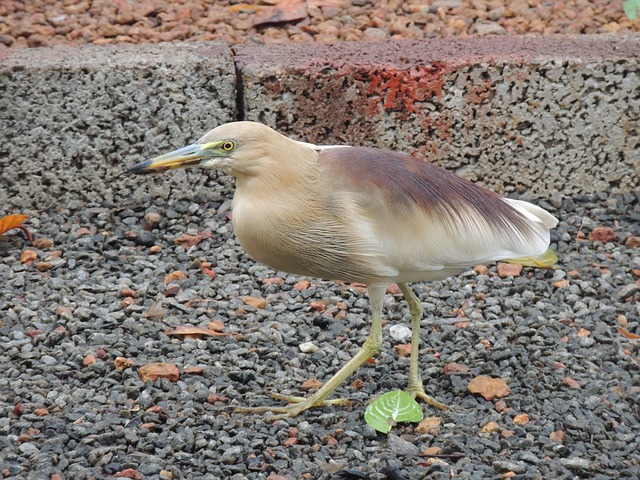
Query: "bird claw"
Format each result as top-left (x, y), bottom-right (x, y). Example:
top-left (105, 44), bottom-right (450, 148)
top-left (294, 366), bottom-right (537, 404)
top-left (407, 386), bottom-right (450, 411)
top-left (234, 393), bottom-right (354, 419)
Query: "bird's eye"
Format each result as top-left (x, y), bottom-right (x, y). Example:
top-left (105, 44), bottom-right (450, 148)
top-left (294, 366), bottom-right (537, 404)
top-left (221, 141), bottom-right (235, 151)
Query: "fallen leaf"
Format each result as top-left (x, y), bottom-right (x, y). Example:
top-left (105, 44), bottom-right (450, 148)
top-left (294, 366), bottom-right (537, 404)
top-left (364, 390), bottom-right (424, 434)
top-left (294, 280), bottom-right (310, 291)
top-left (562, 376), bottom-right (581, 389)
top-left (616, 326), bottom-right (640, 340)
top-left (550, 429), bottom-right (565, 443)
top-left (144, 299), bottom-right (168, 318)
top-left (513, 413), bottom-right (529, 425)
top-left (553, 279), bottom-right (570, 288)
top-left (174, 231), bottom-right (211, 248)
top-left (422, 446), bottom-right (442, 456)
top-left (577, 328), bottom-right (591, 337)
top-left (20, 249), bottom-right (37, 264)
top-left (496, 263), bottom-right (523, 278)
top-left (252, 0), bottom-right (308, 26)
top-left (624, 236), bottom-right (640, 248)
top-left (415, 416), bottom-right (441, 435)
top-left (83, 355), bottom-right (97, 366)
top-left (241, 296), bottom-right (267, 309)
top-left (394, 344), bottom-right (412, 357)
top-left (115, 469), bottom-right (142, 480)
top-left (207, 320), bottom-right (225, 332)
top-left (588, 226), bottom-right (617, 243)
top-left (33, 408), bottom-right (49, 417)
top-left (443, 362), bottom-right (470, 374)
top-left (0, 214), bottom-right (32, 241)
top-left (183, 366), bottom-right (205, 375)
top-left (164, 270), bottom-right (187, 284)
top-left (114, 357), bottom-right (134, 370)
top-left (468, 375), bottom-right (510, 400)
top-left (229, 3), bottom-right (262, 13)
top-left (32, 238), bottom-right (53, 249)
top-left (386, 284), bottom-right (402, 295)
top-left (262, 276), bottom-right (284, 285)
top-left (474, 265), bottom-right (490, 275)
top-left (138, 363), bottom-right (180, 382)
top-left (301, 378), bottom-right (324, 390)
top-left (36, 261), bottom-right (53, 272)
top-left (207, 394), bottom-right (229, 404)
top-left (480, 421), bottom-right (500, 433)
top-left (165, 325), bottom-right (226, 338)
top-left (351, 378), bottom-right (364, 390)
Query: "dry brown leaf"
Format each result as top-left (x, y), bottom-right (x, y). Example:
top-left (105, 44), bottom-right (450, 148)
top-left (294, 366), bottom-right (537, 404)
top-left (443, 362), bottom-right (470, 374)
top-left (207, 320), bottom-right (225, 332)
top-left (294, 280), bottom-right (310, 291)
top-left (562, 376), bottom-right (581, 389)
top-left (164, 270), bottom-right (187, 284)
top-left (577, 328), bottom-right (591, 337)
top-left (394, 344), bottom-right (412, 357)
top-left (625, 236), bottom-right (640, 248)
top-left (20, 249), bottom-right (37, 264)
top-left (588, 226), bottom-right (617, 243)
top-left (207, 394), bottom-right (229, 404)
top-left (415, 416), bottom-right (441, 435)
top-left (114, 357), bottom-right (134, 370)
top-left (468, 375), bottom-right (510, 400)
top-left (0, 214), bottom-right (29, 238)
top-left (138, 363), bottom-right (180, 382)
top-left (241, 296), bottom-right (268, 309)
top-left (301, 378), bottom-right (324, 390)
top-left (513, 413), bottom-right (529, 425)
top-left (174, 231), bottom-right (211, 248)
top-left (165, 325), bottom-right (227, 338)
top-left (616, 326), bottom-right (640, 340)
top-left (183, 366), bottom-right (205, 375)
top-left (229, 3), bottom-right (263, 12)
top-left (480, 421), bottom-right (500, 433)
top-left (253, 0), bottom-right (308, 26)
top-left (83, 355), bottom-right (97, 366)
top-left (496, 262), bottom-right (523, 278)
top-left (144, 299), bottom-right (168, 319)
top-left (550, 429), bottom-right (565, 443)
top-left (262, 276), bottom-right (285, 285)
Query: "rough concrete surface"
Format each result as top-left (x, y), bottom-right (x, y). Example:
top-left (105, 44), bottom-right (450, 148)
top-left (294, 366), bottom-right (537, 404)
top-left (236, 35), bottom-right (640, 199)
top-left (0, 42), bottom-right (236, 211)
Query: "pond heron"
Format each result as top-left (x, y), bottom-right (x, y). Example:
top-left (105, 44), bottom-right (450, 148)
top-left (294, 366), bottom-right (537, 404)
top-left (126, 121), bottom-right (558, 418)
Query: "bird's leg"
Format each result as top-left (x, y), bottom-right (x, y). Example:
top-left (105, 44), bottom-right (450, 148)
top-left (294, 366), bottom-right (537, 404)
top-left (234, 285), bottom-right (386, 419)
top-left (398, 283), bottom-right (449, 411)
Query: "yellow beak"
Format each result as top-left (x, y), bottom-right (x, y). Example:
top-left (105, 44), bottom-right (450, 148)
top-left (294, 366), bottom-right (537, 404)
top-left (124, 143), bottom-right (215, 175)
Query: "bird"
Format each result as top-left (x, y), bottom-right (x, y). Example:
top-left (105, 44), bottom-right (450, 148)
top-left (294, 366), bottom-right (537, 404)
top-left (125, 121), bottom-right (558, 418)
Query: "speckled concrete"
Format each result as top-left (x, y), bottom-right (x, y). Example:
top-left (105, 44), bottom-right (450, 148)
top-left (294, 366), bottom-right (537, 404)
top-left (1, 36), bottom-right (639, 211)
top-left (0, 42), bottom-right (236, 210)
top-left (235, 35), bottom-right (640, 200)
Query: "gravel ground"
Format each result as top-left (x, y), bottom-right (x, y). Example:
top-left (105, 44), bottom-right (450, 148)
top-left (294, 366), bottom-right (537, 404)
top-left (1, 1), bottom-right (640, 479)
top-left (0, 0), bottom-right (638, 48)
top-left (1, 185), bottom-right (639, 479)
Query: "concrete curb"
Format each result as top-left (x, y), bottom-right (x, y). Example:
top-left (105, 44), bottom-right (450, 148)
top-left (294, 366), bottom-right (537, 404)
top-left (1, 35), bottom-right (639, 210)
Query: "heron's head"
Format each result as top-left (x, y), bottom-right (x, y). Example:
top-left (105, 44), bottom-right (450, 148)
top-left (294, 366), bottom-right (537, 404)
top-left (125, 121), bottom-right (301, 178)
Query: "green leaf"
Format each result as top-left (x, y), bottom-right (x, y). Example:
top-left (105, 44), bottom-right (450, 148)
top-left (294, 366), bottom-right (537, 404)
top-left (624, 0), bottom-right (639, 20)
top-left (503, 247), bottom-right (558, 269)
top-left (364, 390), bottom-right (424, 434)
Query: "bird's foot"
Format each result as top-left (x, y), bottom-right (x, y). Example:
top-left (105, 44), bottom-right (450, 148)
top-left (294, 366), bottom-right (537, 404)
top-left (406, 385), bottom-right (449, 411)
top-left (234, 393), bottom-right (353, 420)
